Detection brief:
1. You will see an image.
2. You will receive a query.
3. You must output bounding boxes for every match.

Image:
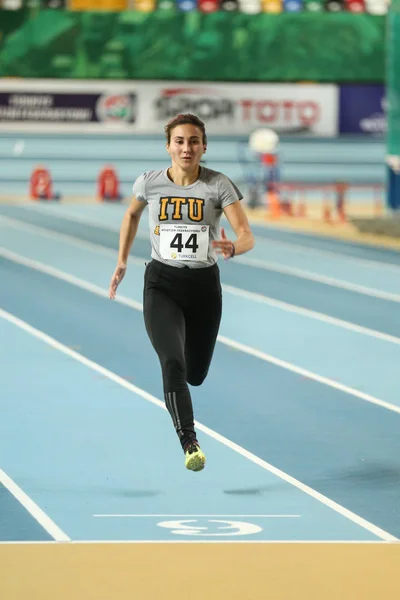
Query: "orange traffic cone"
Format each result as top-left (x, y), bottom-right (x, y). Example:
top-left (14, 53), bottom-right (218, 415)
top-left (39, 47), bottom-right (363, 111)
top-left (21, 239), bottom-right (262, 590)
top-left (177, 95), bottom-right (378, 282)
top-left (268, 191), bottom-right (281, 220)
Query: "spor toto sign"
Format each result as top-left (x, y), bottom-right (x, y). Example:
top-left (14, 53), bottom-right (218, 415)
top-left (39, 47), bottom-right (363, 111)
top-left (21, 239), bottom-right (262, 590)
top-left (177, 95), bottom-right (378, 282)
top-left (156, 89), bottom-right (319, 127)
top-left (141, 83), bottom-right (338, 136)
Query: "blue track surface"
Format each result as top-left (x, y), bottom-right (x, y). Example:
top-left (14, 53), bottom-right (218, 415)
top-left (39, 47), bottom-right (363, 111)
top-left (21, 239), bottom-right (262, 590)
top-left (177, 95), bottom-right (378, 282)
top-left (1, 202), bottom-right (400, 543)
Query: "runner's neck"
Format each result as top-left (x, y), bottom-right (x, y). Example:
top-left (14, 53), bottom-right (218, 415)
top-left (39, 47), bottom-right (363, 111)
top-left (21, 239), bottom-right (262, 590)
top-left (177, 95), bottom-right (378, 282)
top-left (167, 166), bottom-right (201, 187)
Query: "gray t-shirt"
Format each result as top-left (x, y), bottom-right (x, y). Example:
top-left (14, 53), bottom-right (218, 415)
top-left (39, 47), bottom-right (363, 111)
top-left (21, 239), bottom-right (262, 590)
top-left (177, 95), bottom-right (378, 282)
top-left (132, 166), bottom-right (242, 269)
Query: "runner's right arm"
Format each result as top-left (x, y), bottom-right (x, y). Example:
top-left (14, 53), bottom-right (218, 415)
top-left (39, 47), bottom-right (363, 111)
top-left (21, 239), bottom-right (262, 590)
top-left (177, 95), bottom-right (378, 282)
top-left (109, 196), bottom-right (147, 299)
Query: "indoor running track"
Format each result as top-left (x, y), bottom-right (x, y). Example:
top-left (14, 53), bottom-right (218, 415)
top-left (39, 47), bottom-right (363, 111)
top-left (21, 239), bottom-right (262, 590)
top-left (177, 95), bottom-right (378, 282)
top-left (1, 202), bottom-right (400, 598)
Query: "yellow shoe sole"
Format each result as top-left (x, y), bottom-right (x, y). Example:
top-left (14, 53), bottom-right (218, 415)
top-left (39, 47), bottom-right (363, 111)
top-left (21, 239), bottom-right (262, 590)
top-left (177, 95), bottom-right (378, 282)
top-left (185, 448), bottom-right (206, 472)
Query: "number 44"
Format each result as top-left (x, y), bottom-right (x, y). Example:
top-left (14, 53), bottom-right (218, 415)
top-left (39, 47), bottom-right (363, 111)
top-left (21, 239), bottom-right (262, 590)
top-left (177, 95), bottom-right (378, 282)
top-left (171, 233), bottom-right (199, 254)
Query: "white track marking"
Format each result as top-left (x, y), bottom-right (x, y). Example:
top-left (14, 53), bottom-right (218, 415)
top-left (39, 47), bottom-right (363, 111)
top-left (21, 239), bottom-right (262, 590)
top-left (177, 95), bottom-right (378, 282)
top-left (0, 468), bottom-right (69, 541)
top-left (2, 235), bottom-right (400, 345)
top-left (0, 215), bottom-right (145, 264)
top-left (222, 283), bottom-right (400, 346)
top-left (250, 232), bottom-right (400, 275)
top-left (217, 334), bottom-right (400, 416)
top-left (0, 308), bottom-right (396, 542)
top-left (2, 247), bottom-right (400, 416)
top-left (0, 247), bottom-right (143, 311)
top-left (92, 514), bottom-right (300, 518)
top-left (26, 203), bottom-right (400, 275)
top-left (234, 256), bottom-right (400, 303)
top-left (19, 204), bottom-right (149, 241)
top-left (2, 211), bottom-right (398, 301)
top-left (17, 205), bottom-right (400, 286)
top-left (0, 539), bottom-right (397, 544)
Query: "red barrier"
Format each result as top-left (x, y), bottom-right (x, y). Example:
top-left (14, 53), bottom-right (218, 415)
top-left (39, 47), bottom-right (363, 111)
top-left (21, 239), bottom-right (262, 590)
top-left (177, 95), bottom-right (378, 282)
top-left (30, 166), bottom-right (53, 200)
top-left (97, 165), bottom-right (121, 202)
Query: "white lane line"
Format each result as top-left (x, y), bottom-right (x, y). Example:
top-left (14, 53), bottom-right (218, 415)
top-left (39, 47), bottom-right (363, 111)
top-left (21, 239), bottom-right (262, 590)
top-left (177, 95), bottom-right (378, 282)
top-left (2, 247), bottom-right (400, 417)
top-left (222, 283), bottom-right (400, 346)
top-left (93, 514), bottom-right (300, 518)
top-left (0, 247), bottom-right (143, 311)
top-left (234, 256), bottom-right (400, 303)
top-left (0, 215), bottom-right (145, 264)
top-left (14, 204), bottom-right (149, 241)
top-left (0, 540), bottom-right (397, 545)
top-left (13, 206), bottom-right (400, 295)
top-left (0, 307), bottom-right (396, 542)
top-left (23, 203), bottom-right (400, 275)
top-left (3, 221), bottom-right (399, 345)
top-left (250, 232), bottom-right (400, 275)
top-left (0, 468), bottom-right (70, 542)
top-left (2, 212), bottom-right (398, 301)
top-left (218, 334), bottom-right (400, 416)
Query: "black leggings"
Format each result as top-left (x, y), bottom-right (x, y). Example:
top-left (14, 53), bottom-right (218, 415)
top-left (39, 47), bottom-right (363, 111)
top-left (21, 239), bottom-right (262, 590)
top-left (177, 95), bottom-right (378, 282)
top-left (143, 259), bottom-right (222, 448)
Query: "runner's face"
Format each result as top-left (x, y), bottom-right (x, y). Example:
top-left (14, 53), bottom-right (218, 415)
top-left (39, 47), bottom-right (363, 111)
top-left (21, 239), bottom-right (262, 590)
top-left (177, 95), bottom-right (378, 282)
top-left (167, 124), bottom-right (206, 171)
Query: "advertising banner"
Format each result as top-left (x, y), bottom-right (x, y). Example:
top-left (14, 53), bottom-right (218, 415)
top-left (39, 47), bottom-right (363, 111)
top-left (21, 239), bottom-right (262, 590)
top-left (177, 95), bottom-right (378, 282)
top-left (339, 84), bottom-right (386, 135)
top-left (0, 80), bottom-right (137, 132)
top-left (0, 79), bottom-right (338, 136)
top-left (134, 82), bottom-right (338, 137)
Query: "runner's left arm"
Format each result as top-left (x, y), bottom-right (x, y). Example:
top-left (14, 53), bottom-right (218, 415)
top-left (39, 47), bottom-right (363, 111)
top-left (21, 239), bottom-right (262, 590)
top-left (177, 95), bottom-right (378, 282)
top-left (212, 201), bottom-right (255, 258)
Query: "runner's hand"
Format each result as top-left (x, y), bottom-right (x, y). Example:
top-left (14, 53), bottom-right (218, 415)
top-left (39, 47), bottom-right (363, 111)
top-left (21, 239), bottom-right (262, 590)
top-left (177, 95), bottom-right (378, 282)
top-left (109, 263), bottom-right (127, 299)
top-left (212, 228), bottom-right (235, 260)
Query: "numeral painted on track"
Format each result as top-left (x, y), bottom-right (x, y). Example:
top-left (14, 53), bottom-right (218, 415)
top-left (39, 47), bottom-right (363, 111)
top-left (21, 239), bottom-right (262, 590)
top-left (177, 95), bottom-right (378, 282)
top-left (157, 519), bottom-right (262, 536)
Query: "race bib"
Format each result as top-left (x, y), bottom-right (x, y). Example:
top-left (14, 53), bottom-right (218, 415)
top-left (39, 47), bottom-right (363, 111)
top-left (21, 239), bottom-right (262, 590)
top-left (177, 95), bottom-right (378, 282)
top-left (159, 224), bottom-right (209, 261)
